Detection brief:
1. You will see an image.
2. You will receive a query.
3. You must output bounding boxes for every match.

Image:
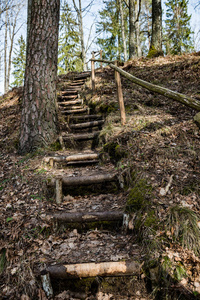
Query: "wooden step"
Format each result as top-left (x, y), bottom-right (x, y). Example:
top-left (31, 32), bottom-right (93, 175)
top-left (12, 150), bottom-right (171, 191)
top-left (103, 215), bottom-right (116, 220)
top-left (61, 108), bottom-right (89, 115)
top-left (51, 172), bottom-right (116, 187)
top-left (74, 73), bottom-right (90, 80)
top-left (58, 90), bottom-right (78, 95)
top-left (69, 81), bottom-right (85, 86)
top-left (44, 153), bottom-right (99, 164)
top-left (58, 99), bottom-right (83, 106)
top-left (70, 114), bottom-right (103, 122)
top-left (62, 131), bottom-right (99, 142)
top-left (42, 261), bottom-right (140, 279)
top-left (69, 120), bottom-right (104, 130)
top-left (58, 95), bottom-right (77, 100)
top-left (52, 211), bottom-right (124, 223)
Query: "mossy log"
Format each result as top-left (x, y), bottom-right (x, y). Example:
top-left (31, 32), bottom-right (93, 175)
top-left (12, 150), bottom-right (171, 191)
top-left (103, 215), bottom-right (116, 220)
top-left (109, 63), bottom-right (200, 111)
top-left (50, 173), bottom-right (117, 187)
top-left (53, 211), bottom-right (124, 223)
top-left (44, 261), bottom-right (140, 279)
top-left (69, 120), bottom-right (104, 129)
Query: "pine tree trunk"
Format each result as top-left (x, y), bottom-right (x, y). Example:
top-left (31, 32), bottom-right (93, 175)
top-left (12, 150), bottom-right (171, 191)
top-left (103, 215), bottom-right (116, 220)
top-left (148, 0), bottom-right (163, 57)
top-left (19, 0), bottom-right (60, 154)
top-left (78, 0), bottom-right (86, 71)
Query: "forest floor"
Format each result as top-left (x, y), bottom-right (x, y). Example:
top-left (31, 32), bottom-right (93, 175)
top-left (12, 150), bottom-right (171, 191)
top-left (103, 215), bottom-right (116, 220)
top-left (1, 52), bottom-right (200, 299)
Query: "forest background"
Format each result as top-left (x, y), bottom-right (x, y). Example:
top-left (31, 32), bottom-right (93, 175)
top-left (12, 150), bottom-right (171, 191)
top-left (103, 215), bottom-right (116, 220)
top-left (0, 0), bottom-right (199, 96)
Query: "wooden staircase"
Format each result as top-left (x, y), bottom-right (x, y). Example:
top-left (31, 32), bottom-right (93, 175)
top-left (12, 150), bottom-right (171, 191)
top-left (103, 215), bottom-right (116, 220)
top-left (41, 72), bottom-right (142, 299)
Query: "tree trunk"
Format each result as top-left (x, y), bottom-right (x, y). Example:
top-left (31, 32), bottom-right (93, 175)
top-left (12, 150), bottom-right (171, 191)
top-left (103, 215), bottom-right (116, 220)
top-left (135, 0), bottom-right (142, 57)
top-left (129, 0), bottom-right (136, 59)
top-left (72, 0), bottom-right (86, 71)
top-left (4, 6), bottom-right (8, 93)
top-left (19, 0), bottom-right (60, 154)
top-left (119, 0), bottom-right (127, 61)
top-left (148, 0), bottom-right (163, 57)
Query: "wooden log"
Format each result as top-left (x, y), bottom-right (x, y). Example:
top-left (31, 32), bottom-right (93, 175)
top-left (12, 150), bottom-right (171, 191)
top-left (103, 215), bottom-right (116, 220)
top-left (61, 108), bottom-right (88, 115)
top-left (69, 120), bottom-right (104, 129)
top-left (69, 81), bottom-right (85, 86)
top-left (70, 114), bottom-right (103, 121)
top-left (53, 211), bottom-right (124, 223)
top-left (58, 90), bottom-right (78, 95)
top-left (90, 58), bottom-right (114, 64)
top-left (50, 172), bottom-right (116, 187)
top-left (74, 72), bottom-right (90, 80)
top-left (91, 52), bottom-right (95, 92)
top-left (56, 177), bottom-right (63, 204)
top-left (62, 131), bottom-right (99, 141)
top-left (45, 261), bottom-right (140, 279)
top-left (44, 153), bottom-right (99, 164)
top-left (110, 63), bottom-right (200, 112)
top-left (41, 272), bottom-right (53, 297)
top-left (58, 100), bottom-right (83, 106)
top-left (66, 159), bottom-right (99, 166)
top-left (115, 61), bottom-right (126, 125)
top-left (58, 95), bottom-right (77, 100)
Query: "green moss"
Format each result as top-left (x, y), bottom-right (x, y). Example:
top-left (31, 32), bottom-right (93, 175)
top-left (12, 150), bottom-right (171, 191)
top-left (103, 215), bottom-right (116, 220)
top-left (125, 179), bottom-right (152, 213)
top-left (103, 142), bottom-right (127, 162)
top-left (50, 141), bottom-right (62, 151)
top-left (147, 46), bottom-right (163, 58)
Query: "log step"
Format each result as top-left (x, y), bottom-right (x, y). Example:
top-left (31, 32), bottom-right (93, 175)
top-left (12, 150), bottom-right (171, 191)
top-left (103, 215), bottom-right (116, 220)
top-left (69, 81), bottom-right (85, 86)
top-left (58, 95), bottom-right (77, 100)
top-left (65, 159), bottom-right (99, 166)
top-left (43, 261), bottom-right (140, 279)
top-left (62, 131), bottom-right (99, 142)
top-left (51, 172), bottom-right (116, 187)
top-left (44, 153), bottom-right (99, 164)
top-left (69, 120), bottom-right (104, 130)
top-left (58, 90), bottom-right (78, 95)
top-left (74, 73), bottom-right (90, 80)
top-left (70, 114), bottom-right (103, 121)
top-left (58, 100), bottom-right (83, 106)
top-left (52, 211), bottom-right (124, 223)
top-left (61, 108), bottom-right (89, 115)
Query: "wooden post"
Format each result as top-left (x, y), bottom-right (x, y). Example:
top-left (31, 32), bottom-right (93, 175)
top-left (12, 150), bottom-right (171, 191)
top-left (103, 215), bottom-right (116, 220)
top-left (115, 61), bottom-right (126, 125)
top-left (56, 177), bottom-right (63, 204)
top-left (100, 50), bottom-right (103, 69)
top-left (91, 51), bottom-right (95, 92)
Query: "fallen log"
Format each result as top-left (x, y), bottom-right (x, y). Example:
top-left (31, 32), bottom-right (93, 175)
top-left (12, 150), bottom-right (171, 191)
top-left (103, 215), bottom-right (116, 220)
top-left (53, 211), bottom-right (124, 223)
top-left (45, 261), bottom-right (140, 279)
top-left (62, 131), bottom-right (99, 141)
top-left (69, 120), bottom-right (104, 129)
top-left (50, 172), bottom-right (116, 187)
top-left (109, 63), bottom-right (200, 111)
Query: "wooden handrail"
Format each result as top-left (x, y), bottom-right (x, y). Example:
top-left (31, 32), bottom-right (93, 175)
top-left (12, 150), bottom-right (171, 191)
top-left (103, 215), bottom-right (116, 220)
top-left (109, 63), bottom-right (200, 112)
top-left (90, 58), bottom-right (115, 64)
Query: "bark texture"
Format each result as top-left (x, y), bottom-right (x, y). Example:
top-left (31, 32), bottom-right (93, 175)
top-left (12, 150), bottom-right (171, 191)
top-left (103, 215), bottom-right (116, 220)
top-left (19, 0), bottom-right (60, 154)
top-left (46, 261), bottom-right (140, 279)
top-left (129, 0), bottom-right (136, 59)
top-left (148, 0), bottom-right (163, 57)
